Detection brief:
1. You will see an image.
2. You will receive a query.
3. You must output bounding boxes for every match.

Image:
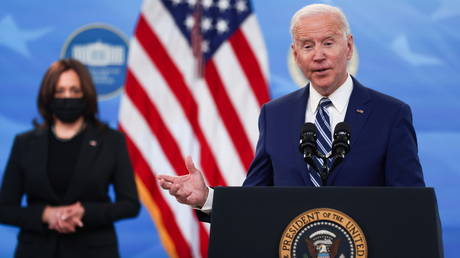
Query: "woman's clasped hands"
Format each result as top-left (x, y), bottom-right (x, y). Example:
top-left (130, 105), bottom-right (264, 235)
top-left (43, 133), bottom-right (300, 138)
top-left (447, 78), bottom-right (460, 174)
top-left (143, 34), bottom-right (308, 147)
top-left (42, 202), bottom-right (85, 233)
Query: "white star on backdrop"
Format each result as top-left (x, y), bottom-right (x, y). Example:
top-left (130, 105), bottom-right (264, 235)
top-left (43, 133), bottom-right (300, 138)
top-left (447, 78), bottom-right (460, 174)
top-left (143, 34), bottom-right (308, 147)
top-left (391, 35), bottom-right (443, 66)
top-left (432, 0), bottom-right (460, 20)
top-left (0, 15), bottom-right (53, 58)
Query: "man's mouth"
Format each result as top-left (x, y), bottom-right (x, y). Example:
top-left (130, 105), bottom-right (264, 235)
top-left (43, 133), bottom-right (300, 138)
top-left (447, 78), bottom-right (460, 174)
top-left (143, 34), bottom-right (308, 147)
top-left (312, 68), bottom-right (331, 75)
top-left (313, 68), bottom-right (330, 73)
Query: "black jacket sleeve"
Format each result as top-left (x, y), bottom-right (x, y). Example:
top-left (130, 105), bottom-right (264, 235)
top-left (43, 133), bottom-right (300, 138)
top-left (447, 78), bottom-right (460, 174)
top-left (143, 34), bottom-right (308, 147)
top-left (0, 135), bottom-right (47, 232)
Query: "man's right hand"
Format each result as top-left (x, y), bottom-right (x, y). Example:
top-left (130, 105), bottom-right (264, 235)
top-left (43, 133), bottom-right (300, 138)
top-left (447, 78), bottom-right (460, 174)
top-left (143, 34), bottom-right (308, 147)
top-left (157, 156), bottom-right (209, 208)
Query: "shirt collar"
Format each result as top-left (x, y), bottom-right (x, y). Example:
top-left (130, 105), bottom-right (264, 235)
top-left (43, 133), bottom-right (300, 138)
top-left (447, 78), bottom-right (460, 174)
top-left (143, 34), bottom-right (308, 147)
top-left (308, 74), bottom-right (353, 113)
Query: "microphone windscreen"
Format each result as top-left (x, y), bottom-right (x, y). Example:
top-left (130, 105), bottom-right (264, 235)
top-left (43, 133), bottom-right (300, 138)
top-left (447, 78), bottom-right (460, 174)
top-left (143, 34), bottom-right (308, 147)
top-left (334, 122), bottom-right (351, 135)
top-left (302, 122), bottom-right (317, 134)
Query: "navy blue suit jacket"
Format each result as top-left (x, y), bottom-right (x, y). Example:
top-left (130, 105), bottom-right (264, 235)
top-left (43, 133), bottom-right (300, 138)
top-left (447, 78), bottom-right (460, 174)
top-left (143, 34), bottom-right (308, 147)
top-left (243, 77), bottom-right (425, 187)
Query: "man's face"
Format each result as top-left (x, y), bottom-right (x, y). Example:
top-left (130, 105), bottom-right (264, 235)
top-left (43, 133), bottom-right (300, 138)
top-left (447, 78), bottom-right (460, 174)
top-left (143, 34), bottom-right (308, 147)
top-left (292, 13), bottom-right (353, 96)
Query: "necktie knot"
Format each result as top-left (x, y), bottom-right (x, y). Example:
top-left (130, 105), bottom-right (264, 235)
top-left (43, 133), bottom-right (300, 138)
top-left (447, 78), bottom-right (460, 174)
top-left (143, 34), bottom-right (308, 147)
top-left (319, 98), bottom-right (332, 109)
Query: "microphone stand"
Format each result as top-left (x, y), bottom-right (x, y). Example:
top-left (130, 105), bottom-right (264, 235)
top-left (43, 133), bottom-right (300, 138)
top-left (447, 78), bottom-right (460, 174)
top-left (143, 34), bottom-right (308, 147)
top-left (312, 152), bottom-right (347, 186)
top-left (301, 149), bottom-right (332, 186)
top-left (315, 152), bottom-right (330, 186)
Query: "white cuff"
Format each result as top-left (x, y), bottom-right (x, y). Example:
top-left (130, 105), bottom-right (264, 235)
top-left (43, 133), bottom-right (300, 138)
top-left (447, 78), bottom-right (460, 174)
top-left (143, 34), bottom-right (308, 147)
top-left (198, 187), bottom-right (214, 214)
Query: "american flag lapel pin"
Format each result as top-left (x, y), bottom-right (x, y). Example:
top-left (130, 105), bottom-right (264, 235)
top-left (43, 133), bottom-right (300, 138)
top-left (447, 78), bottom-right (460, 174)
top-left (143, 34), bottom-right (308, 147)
top-left (89, 140), bottom-right (97, 147)
top-left (356, 109), bottom-right (364, 114)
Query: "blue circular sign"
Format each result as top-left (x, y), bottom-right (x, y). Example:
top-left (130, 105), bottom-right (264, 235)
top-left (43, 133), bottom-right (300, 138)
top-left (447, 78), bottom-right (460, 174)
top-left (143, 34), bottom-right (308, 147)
top-left (61, 24), bottom-right (129, 100)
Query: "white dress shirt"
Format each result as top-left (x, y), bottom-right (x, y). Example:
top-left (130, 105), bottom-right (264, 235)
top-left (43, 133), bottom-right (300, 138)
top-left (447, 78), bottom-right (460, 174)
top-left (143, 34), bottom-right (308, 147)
top-left (306, 74), bottom-right (353, 138)
top-left (199, 74), bottom-right (354, 213)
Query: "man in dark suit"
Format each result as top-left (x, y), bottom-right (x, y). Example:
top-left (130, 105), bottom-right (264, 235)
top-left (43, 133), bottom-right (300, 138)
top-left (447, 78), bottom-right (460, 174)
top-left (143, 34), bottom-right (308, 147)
top-left (157, 3), bottom-right (424, 213)
top-left (243, 76), bottom-right (424, 187)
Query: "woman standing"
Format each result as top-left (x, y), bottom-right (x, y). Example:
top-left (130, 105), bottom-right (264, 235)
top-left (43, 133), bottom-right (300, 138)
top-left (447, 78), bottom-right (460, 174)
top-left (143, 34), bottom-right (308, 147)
top-left (0, 59), bottom-right (140, 258)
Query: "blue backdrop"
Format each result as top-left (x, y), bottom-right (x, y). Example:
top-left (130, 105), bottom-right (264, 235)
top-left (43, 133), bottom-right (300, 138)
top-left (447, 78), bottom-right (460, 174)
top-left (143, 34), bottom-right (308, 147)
top-left (1, 0), bottom-right (459, 257)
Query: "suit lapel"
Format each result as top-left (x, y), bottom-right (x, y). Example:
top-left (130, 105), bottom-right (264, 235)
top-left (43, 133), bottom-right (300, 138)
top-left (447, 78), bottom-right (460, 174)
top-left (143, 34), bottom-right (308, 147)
top-left (289, 86), bottom-right (313, 186)
top-left (63, 124), bottom-right (101, 203)
top-left (30, 128), bottom-right (61, 203)
top-left (328, 77), bottom-right (372, 184)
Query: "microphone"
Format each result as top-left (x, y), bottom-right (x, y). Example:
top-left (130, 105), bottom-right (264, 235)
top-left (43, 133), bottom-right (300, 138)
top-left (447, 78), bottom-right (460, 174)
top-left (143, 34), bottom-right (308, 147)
top-left (331, 122), bottom-right (351, 170)
top-left (299, 123), bottom-right (319, 172)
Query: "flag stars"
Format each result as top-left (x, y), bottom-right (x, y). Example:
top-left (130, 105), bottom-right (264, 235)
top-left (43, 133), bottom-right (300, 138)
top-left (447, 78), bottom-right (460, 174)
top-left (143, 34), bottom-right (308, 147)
top-left (217, 0), bottom-right (230, 12)
top-left (202, 40), bottom-right (210, 52)
top-left (201, 17), bottom-right (212, 32)
top-left (235, 0), bottom-right (248, 13)
top-left (186, 0), bottom-right (197, 7)
top-left (185, 15), bottom-right (195, 30)
top-left (216, 19), bottom-right (229, 33)
top-left (202, 0), bottom-right (213, 9)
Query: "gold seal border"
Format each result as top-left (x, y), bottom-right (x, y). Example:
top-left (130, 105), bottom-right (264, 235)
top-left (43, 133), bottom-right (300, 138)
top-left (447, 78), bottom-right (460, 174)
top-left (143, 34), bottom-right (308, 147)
top-left (279, 208), bottom-right (368, 258)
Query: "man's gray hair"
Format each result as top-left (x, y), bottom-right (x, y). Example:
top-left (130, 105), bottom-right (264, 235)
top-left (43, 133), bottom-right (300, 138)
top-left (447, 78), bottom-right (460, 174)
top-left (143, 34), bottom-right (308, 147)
top-left (290, 4), bottom-right (351, 40)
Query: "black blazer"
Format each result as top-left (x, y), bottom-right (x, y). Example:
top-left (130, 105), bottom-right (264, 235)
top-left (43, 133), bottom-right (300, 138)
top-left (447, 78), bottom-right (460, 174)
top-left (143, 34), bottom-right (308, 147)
top-left (0, 123), bottom-right (140, 258)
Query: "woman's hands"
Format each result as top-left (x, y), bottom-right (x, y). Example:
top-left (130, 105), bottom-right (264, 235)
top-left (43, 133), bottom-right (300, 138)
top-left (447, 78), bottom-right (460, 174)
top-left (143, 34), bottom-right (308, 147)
top-left (42, 202), bottom-right (85, 233)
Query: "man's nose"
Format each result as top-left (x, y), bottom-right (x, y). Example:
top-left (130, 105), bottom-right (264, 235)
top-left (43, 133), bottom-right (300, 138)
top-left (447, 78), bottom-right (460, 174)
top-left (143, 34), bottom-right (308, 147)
top-left (312, 46), bottom-right (326, 61)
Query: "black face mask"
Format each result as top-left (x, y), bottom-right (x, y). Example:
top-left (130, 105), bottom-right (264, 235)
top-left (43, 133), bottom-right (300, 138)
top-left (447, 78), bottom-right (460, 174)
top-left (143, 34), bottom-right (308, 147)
top-left (49, 98), bottom-right (87, 123)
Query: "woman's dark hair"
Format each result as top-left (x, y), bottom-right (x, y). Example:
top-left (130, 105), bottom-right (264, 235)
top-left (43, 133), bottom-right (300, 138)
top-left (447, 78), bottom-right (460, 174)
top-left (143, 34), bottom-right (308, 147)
top-left (34, 58), bottom-right (106, 130)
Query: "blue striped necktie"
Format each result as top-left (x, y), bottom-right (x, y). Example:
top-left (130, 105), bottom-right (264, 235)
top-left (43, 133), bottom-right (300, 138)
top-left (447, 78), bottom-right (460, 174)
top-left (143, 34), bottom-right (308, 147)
top-left (310, 97), bottom-right (333, 186)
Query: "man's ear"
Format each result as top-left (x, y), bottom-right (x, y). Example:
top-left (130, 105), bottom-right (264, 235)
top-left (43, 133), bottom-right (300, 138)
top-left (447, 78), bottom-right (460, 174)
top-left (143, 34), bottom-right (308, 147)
top-left (346, 34), bottom-right (354, 60)
top-left (292, 43), bottom-right (299, 64)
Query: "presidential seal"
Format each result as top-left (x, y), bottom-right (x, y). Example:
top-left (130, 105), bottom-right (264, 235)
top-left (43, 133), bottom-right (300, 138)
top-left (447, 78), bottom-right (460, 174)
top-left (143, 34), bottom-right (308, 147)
top-left (279, 208), bottom-right (367, 258)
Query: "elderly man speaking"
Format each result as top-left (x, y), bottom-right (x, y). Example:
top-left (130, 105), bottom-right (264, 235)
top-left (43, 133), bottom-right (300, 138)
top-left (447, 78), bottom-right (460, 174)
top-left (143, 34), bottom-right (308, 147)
top-left (157, 3), bottom-right (425, 216)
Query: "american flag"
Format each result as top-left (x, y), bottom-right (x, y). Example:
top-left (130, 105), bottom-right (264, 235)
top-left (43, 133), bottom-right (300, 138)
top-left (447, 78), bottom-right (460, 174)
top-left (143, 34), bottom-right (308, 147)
top-left (118, 0), bottom-right (269, 257)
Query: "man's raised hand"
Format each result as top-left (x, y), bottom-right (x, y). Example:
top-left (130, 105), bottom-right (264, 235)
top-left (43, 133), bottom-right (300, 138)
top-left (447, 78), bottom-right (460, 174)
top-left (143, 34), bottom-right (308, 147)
top-left (157, 156), bottom-right (209, 208)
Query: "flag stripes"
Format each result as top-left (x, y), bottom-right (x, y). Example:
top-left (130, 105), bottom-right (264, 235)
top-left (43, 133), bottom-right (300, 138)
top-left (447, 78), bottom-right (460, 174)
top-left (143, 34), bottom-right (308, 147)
top-left (135, 15), bottom-right (228, 186)
top-left (204, 60), bottom-right (254, 170)
top-left (121, 126), bottom-right (193, 257)
top-left (228, 29), bottom-right (269, 106)
top-left (211, 42), bottom-right (260, 148)
top-left (119, 0), bottom-right (269, 256)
